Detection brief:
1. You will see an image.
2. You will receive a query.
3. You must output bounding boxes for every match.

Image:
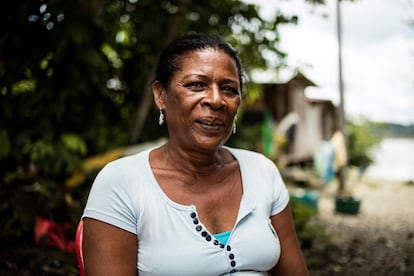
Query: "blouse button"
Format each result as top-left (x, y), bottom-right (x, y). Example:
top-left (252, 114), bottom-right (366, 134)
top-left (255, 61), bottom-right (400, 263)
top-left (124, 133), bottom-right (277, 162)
top-left (229, 253), bottom-right (234, 259)
top-left (193, 218), bottom-right (199, 224)
top-left (220, 244), bottom-right (225, 248)
top-left (190, 212), bottom-right (197, 218)
top-left (230, 260), bottom-right (236, 267)
top-left (201, 231), bottom-right (208, 237)
top-left (195, 225), bottom-right (202, 231)
top-left (226, 245), bottom-right (231, 251)
top-left (206, 234), bottom-right (212, 241)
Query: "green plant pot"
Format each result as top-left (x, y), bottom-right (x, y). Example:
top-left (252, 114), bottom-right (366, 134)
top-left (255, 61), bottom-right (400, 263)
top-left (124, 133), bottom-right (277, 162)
top-left (335, 196), bottom-right (361, 215)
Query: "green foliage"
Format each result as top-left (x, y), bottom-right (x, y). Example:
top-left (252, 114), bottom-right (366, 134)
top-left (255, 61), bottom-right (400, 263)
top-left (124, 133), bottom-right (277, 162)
top-left (0, 0), bottom-right (316, 244)
top-left (227, 124), bottom-right (263, 151)
top-left (347, 118), bottom-right (382, 168)
top-left (0, 130), bottom-right (11, 159)
top-left (290, 198), bottom-right (321, 249)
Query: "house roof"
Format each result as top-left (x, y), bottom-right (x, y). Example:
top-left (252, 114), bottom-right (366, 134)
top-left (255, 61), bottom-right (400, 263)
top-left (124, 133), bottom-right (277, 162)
top-left (260, 71), bottom-right (317, 89)
top-left (287, 72), bottom-right (317, 88)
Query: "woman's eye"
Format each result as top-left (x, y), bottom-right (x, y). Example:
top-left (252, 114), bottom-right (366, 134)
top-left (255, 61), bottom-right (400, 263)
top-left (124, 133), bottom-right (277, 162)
top-left (222, 86), bottom-right (239, 95)
top-left (185, 82), bottom-right (205, 91)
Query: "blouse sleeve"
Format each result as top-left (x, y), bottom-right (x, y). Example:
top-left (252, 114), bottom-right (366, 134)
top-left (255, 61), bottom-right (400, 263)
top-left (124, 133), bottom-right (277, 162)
top-left (269, 161), bottom-right (290, 216)
top-left (82, 162), bottom-right (137, 234)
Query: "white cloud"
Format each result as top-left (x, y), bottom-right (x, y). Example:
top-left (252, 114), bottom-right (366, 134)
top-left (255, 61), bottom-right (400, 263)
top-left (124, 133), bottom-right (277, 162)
top-left (341, 0), bottom-right (412, 46)
top-left (246, 0), bottom-right (414, 124)
top-left (341, 2), bottom-right (414, 123)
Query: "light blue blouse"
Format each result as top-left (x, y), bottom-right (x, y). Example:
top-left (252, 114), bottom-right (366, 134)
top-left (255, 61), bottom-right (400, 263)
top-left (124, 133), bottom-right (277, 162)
top-left (83, 146), bottom-right (289, 275)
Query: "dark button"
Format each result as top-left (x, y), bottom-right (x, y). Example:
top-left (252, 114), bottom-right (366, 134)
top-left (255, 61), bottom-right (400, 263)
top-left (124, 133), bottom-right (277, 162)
top-left (206, 235), bottom-right (212, 241)
top-left (220, 244), bottom-right (225, 248)
top-left (190, 212), bottom-right (197, 218)
top-left (213, 240), bottom-right (219, 245)
top-left (229, 253), bottom-right (234, 259)
top-left (195, 225), bottom-right (202, 231)
top-left (193, 218), bottom-right (199, 224)
top-left (201, 231), bottom-right (207, 237)
top-left (226, 245), bottom-right (231, 251)
top-left (230, 260), bottom-right (236, 267)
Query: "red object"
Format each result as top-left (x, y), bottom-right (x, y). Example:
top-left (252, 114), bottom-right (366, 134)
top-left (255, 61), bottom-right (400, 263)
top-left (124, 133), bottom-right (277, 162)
top-left (75, 219), bottom-right (85, 276)
top-left (34, 217), bottom-right (75, 252)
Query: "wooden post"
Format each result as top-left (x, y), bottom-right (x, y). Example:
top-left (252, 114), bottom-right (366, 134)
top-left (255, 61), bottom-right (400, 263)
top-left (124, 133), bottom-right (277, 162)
top-left (336, 0), bottom-right (347, 194)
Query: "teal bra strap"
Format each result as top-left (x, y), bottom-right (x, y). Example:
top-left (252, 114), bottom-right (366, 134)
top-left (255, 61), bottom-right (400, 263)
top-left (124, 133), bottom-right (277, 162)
top-left (213, 230), bottom-right (232, 245)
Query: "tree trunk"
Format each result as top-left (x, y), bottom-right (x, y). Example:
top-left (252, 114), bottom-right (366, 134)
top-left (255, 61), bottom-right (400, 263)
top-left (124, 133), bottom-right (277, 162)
top-left (128, 0), bottom-right (190, 144)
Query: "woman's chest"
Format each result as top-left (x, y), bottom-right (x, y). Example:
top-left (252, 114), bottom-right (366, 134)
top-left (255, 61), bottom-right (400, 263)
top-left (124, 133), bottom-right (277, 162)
top-left (136, 202), bottom-right (280, 275)
top-left (156, 169), bottom-right (243, 234)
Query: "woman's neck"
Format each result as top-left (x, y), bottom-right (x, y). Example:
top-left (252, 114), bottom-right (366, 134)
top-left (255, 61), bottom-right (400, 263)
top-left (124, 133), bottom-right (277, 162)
top-left (162, 142), bottom-right (228, 176)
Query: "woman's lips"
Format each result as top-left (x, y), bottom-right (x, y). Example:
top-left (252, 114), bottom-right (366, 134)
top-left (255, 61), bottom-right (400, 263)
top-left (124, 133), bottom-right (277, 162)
top-left (196, 119), bottom-right (225, 126)
top-left (195, 117), bottom-right (226, 132)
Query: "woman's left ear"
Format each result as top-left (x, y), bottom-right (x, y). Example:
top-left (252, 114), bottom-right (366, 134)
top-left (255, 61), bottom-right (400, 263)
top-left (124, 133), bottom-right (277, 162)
top-left (152, 80), bottom-right (166, 110)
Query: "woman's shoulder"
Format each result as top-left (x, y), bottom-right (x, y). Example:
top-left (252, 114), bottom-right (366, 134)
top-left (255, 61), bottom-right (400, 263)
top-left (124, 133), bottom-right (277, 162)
top-left (224, 146), bottom-right (280, 180)
top-left (106, 147), bottom-right (151, 168)
top-left (93, 148), bottom-right (152, 183)
top-left (224, 146), bottom-right (272, 164)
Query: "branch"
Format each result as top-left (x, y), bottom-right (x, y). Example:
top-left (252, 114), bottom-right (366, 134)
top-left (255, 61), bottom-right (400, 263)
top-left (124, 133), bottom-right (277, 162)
top-left (128, 0), bottom-right (190, 144)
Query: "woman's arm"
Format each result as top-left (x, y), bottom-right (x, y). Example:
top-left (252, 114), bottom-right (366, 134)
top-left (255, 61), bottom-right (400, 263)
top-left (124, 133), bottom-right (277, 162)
top-left (83, 218), bottom-right (138, 276)
top-left (270, 203), bottom-right (309, 276)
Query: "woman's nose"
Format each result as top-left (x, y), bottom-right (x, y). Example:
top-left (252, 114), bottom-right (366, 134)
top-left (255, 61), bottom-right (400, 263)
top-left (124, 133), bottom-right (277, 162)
top-left (202, 85), bottom-right (225, 110)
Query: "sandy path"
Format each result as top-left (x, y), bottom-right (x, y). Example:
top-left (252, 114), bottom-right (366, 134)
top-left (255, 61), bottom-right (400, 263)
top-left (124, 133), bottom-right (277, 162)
top-left (302, 174), bottom-right (414, 275)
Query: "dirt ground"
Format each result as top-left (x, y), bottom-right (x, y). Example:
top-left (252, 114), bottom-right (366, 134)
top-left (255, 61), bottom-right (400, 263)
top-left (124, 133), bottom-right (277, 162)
top-left (303, 173), bottom-right (414, 276)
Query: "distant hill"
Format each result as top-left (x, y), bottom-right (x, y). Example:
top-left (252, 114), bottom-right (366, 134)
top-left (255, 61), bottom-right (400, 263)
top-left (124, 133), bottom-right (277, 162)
top-left (368, 122), bottom-right (414, 138)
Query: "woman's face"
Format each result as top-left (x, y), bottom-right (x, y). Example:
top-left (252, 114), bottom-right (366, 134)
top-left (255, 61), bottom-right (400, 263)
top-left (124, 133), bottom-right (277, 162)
top-left (156, 48), bottom-right (241, 152)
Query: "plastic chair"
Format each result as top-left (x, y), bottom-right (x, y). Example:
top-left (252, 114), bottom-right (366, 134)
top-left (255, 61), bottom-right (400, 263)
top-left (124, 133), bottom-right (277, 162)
top-left (75, 219), bottom-right (85, 276)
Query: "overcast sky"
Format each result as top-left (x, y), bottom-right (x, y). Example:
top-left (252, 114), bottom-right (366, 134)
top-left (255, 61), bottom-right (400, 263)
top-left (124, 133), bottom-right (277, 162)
top-left (246, 0), bottom-right (414, 125)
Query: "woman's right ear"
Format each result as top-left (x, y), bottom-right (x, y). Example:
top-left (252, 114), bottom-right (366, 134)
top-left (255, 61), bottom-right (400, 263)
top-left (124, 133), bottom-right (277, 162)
top-left (152, 80), bottom-right (166, 110)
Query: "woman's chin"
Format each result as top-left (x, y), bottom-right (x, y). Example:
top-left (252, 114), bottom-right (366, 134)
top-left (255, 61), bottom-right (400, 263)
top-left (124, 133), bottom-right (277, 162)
top-left (194, 135), bottom-right (228, 150)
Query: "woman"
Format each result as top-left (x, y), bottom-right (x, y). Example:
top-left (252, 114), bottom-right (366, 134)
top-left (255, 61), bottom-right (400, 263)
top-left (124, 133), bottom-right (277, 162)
top-left (82, 33), bottom-right (309, 275)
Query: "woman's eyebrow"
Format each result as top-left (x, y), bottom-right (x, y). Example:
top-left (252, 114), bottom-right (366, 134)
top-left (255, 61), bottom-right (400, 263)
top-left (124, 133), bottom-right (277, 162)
top-left (181, 73), bottom-right (206, 79)
top-left (220, 78), bottom-right (240, 87)
top-left (179, 74), bottom-right (239, 86)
